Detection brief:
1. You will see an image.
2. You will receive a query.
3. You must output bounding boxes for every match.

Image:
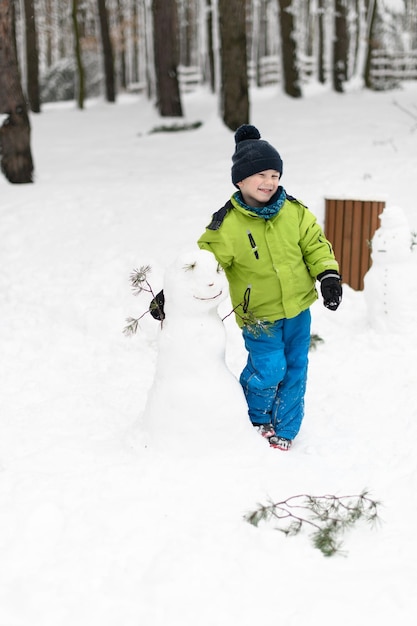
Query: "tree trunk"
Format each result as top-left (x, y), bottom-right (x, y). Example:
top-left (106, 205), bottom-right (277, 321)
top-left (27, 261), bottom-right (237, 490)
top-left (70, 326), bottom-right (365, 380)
top-left (72, 0), bottom-right (85, 109)
top-left (304, 0), bottom-right (314, 57)
top-left (143, 0), bottom-right (155, 99)
top-left (179, 0), bottom-right (197, 67)
top-left (0, 0), bottom-right (34, 183)
top-left (317, 0), bottom-right (326, 83)
top-left (333, 0), bottom-right (348, 92)
top-left (363, 0), bottom-right (378, 88)
top-left (218, 0), bottom-right (249, 130)
top-left (205, 0), bottom-right (215, 92)
top-left (97, 0), bottom-right (116, 102)
top-left (152, 0), bottom-right (183, 117)
top-left (116, 0), bottom-right (127, 89)
top-left (278, 0), bottom-right (301, 97)
top-left (58, 1), bottom-right (67, 58)
top-left (130, 0), bottom-right (139, 84)
top-left (253, 0), bottom-right (268, 87)
top-left (351, 0), bottom-right (361, 77)
top-left (44, 0), bottom-right (52, 67)
top-left (23, 0), bottom-right (40, 112)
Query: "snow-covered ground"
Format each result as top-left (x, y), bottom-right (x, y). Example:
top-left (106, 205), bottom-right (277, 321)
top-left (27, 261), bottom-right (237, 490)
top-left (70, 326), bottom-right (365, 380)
top-left (1, 81), bottom-right (417, 625)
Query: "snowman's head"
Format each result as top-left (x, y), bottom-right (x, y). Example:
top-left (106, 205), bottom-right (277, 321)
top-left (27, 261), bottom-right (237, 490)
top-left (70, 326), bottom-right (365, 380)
top-left (372, 206), bottom-right (412, 261)
top-left (163, 248), bottom-right (228, 317)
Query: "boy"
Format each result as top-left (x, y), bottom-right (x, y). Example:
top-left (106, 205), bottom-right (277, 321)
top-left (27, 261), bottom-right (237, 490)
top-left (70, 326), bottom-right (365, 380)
top-left (197, 125), bottom-right (342, 450)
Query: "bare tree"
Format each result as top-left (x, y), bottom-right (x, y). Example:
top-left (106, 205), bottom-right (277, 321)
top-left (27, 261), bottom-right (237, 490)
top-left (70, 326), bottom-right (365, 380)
top-left (23, 0), bottom-right (40, 112)
top-left (249, 0), bottom-right (266, 88)
top-left (363, 0), bottom-right (378, 88)
top-left (152, 0), bottom-right (183, 116)
top-left (97, 0), bottom-right (116, 101)
top-left (72, 0), bottom-right (85, 109)
top-left (178, 0), bottom-right (198, 67)
top-left (130, 0), bottom-right (139, 84)
top-left (205, 0), bottom-right (215, 92)
top-left (43, 0), bottom-right (53, 67)
top-left (277, 0), bottom-right (301, 97)
top-left (218, 0), bottom-right (249, 129)
top-left (333, 0), bottom-right (348, 92)
top-left (116, 0), bottom-right (127, 89)
top-left (0, 0), bottom-right (34, 183)
top-left (6, 0), bottom-right (415, 112)
top-left (317, 0), bottom-right (326, 83)
top-left (142, 1), bottom-right (154, 98)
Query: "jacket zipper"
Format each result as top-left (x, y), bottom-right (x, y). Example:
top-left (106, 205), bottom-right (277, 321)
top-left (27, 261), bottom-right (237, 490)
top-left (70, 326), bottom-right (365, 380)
top-left (247, 231), bottom-right (259, 259)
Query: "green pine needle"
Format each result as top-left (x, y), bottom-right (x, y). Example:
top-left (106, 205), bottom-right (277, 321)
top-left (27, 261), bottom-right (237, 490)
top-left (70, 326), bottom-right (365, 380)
top-left (244, 491), bottom-right (381, 557)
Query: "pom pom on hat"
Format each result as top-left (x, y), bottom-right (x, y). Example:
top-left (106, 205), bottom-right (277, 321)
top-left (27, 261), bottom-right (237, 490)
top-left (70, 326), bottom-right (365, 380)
top-left (234, 125), bottom-right (261, 143)
top-left (231, 124), bottom-right (283, 186)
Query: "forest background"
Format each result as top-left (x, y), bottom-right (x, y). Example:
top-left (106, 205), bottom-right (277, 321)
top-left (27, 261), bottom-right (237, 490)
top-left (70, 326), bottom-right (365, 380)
top-left (1, 0), bottom-right (417, 184)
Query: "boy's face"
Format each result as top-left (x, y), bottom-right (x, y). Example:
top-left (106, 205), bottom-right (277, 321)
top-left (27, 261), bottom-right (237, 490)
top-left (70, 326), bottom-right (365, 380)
top-left (237, 169), bottom-right (280, 207)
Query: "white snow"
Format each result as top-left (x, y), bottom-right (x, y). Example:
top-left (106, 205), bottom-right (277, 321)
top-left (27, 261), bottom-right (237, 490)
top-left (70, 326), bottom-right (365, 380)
top-left (1, 81), bottom-right (417, 625)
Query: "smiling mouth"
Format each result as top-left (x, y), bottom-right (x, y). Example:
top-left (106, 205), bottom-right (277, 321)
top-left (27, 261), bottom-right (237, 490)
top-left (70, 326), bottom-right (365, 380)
top-left (193, 290), bottom-right (223, 301)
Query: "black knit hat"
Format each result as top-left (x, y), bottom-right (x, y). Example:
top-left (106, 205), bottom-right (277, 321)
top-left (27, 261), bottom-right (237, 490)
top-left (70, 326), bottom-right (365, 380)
top-left (231, 125), bottom-right (283, 187)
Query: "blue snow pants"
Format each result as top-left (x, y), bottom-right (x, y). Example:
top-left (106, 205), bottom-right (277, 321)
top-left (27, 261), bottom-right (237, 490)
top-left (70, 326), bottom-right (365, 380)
top-left (239, 309), bottom-right (311, 440)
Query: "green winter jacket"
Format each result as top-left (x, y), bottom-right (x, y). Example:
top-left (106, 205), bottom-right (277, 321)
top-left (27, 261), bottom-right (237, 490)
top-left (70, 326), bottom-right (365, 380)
top-left (198, 193), bottom-right (339, 327)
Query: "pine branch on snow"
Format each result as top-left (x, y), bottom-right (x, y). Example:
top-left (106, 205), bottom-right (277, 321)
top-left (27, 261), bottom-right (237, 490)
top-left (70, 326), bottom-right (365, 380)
top-left (245, 491), bottom-right (381, 557)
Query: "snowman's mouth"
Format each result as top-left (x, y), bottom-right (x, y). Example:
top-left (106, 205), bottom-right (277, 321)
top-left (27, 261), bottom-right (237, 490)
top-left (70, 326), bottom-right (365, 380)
top-left (194, 290), bottom-right (223, 301)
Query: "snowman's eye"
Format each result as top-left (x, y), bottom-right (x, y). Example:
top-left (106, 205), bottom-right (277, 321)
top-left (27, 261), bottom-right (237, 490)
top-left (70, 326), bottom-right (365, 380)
top-left (184, 262), bottom-right (196, 272)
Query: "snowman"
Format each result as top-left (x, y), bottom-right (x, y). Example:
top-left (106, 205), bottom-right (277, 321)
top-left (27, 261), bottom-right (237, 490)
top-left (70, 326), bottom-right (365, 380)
top-left (142, 248), bottom-right (262, 454)
top-left (363, 205), bottom-right (417, 333)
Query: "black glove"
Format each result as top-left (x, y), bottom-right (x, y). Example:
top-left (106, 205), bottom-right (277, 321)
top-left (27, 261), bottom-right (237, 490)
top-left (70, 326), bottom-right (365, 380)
top-left (149, 289), bottom-right (165, 320)
top-left (318, 271), bottom-right (342, 311)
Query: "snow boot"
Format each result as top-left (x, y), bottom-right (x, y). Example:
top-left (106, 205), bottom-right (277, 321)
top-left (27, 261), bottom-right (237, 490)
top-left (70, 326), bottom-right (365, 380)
top-left (269, 436), bottom-right (292, 451)
top-left (253, 422), bottom-right (276, 440)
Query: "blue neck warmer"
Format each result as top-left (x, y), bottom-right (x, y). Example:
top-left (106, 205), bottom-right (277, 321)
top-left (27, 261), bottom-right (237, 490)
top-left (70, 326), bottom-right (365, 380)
top-left (234, 186), bottom-right (286, 219)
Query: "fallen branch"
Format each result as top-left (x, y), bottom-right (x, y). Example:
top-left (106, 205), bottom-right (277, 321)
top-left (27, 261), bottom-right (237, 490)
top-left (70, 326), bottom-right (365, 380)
top-left (245, 490), bottom-right (381, 557)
